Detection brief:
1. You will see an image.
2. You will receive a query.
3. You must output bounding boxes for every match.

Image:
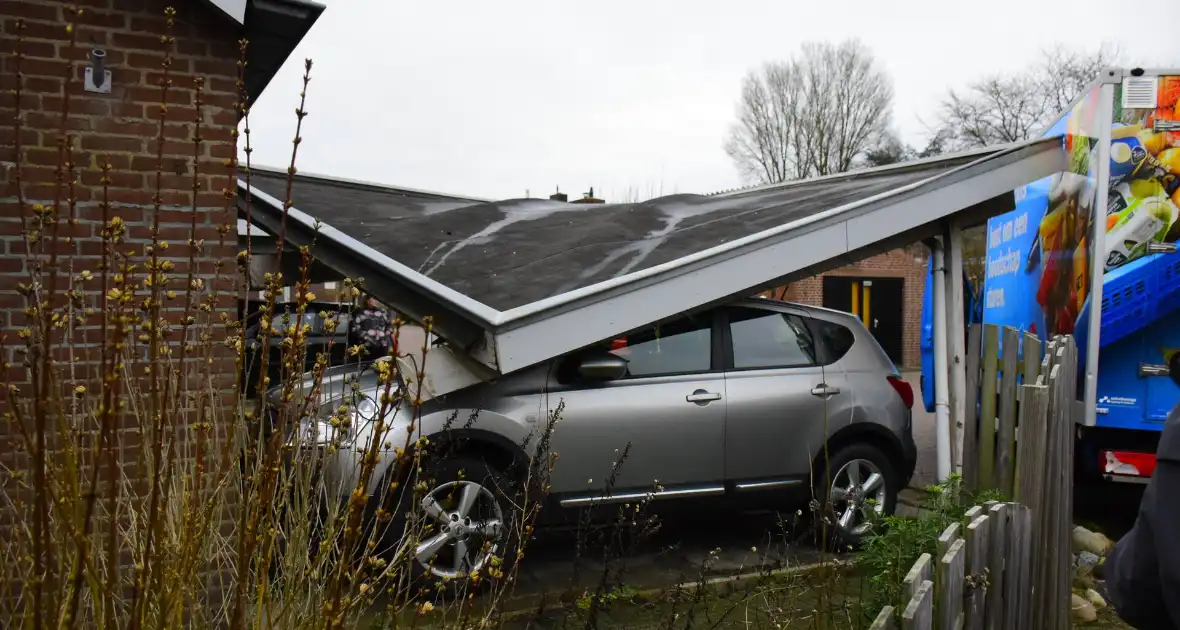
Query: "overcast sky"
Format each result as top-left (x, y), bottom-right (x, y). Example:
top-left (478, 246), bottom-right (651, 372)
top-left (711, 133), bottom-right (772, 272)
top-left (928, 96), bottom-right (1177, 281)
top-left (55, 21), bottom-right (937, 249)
top-left (243, 0), bottom-right (1180, 202)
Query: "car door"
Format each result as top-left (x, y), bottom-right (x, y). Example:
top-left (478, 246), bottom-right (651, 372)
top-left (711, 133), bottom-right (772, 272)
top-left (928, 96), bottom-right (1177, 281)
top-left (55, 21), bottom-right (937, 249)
top-left (546, 311), bottom-right (727, 499)
top-left (721, 305), bottom-right (852, 484)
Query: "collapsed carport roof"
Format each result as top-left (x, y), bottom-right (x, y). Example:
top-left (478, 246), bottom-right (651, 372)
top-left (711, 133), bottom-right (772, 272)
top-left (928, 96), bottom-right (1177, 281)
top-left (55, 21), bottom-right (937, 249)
top-left (238, 137), bottom-right (1065, 375)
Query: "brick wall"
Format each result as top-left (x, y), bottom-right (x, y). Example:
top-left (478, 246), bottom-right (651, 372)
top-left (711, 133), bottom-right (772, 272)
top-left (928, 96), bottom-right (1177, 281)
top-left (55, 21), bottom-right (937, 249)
top-left (0, 0), bottom-right (245, 593)
top-left (765, 246), bottom-right (929, 368)
top-left (0, 0), bottom-right (243, 374)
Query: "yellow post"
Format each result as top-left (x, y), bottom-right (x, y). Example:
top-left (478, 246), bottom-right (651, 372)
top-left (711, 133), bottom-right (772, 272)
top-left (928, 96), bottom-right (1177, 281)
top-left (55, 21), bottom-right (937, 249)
top-left (850, 281), bottom-right (860, 317)
top-left (862, 283), bottom-right (872, 328)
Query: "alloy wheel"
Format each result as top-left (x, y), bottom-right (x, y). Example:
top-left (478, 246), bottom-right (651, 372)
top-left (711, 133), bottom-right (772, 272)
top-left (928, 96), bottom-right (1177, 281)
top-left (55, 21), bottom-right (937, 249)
top-left (414, 480), bottom-right (504, 579)
top-left (828, 458), bottom-right (887, 536)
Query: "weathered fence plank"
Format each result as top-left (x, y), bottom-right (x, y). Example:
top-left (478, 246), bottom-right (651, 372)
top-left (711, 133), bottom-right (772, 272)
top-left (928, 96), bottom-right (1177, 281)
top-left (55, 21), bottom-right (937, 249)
top-left (1013, 332), bottom-right (1042, 494)
top-left (997, 327), bottom-right (1020, 496)
top-left (1014, 384), bottom-right (1048, 506)
top-left (965, 514), bottom-right (991, 630)
top-left (963, 323), bottom-right (983, 490)
top-left (939, 538), bottom-right (966, 630)
top-left (985, 502), bottom-right (1008, 630)
top-left (938, 522), bottom-right (961, 558)
top-left (903, 580), bottom-right (934, 630)
top-left (903, 553), bottom-right (933, 603)
top-left (1009, 504), bottom-right (1034, 630)
top-left (978, 325), bottom-right (1000, 489)
top-left (869, 605), bottom-right (898, 630)
top-left (1043, 358), bottom-right (1065, 630)
top-left (1061, 340), bottom-right (1078, 630)
top-left (1048, 339), bottom-right (1077, 630)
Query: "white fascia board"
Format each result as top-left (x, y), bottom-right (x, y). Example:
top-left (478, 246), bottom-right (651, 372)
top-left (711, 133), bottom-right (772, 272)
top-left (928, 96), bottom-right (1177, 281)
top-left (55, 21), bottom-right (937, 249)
top-left (491, 140), bottom-right (1067, 373)
top-left (712, 144), bottom-right (1001, 199)
top-left (845, 141), bottom-right (1066, 250)
top-left (207, 0), bottom-right (247, 23)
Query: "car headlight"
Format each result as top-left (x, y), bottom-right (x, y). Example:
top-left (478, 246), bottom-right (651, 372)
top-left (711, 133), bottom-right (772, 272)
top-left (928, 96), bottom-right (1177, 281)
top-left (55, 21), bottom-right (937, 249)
top-left (301, 393), bottom-right (381, 447)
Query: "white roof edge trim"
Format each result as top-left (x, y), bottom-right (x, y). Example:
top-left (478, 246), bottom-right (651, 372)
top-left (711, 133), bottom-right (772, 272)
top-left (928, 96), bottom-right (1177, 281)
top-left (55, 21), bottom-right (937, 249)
top-left (713, 143), bottom-right (1004, 198)
top-left (496, 138), bottom-right (1058, 326)
top-left (238, 181), bottom-right (504, 324)
top-left (243, 164), bottom-right (493, 203)
top-left (491, 138), bottom-right (1067, 373)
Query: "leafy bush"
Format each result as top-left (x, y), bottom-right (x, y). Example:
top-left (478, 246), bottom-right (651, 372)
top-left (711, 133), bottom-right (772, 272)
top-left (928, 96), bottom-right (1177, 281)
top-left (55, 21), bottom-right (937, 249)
top-left (856, 474), bottom-right (1005, 616)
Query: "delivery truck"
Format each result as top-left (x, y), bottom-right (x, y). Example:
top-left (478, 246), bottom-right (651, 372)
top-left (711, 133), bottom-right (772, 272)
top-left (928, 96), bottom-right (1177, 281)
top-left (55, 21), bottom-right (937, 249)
top-left (921, 71), bottom-right (1180, 485)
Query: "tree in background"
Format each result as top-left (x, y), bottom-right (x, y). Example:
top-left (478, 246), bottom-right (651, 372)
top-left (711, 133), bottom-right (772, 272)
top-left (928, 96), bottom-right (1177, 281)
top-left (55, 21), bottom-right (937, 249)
top-left (724, 39), bottom-right (894, 184)
top-left (932, 44), bottom-right (1120, 150)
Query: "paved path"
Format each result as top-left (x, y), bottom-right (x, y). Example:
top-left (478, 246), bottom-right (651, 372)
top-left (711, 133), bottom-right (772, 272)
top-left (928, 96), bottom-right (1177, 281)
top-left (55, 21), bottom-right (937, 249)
top-left (902, 370), bottom-right (938, 491)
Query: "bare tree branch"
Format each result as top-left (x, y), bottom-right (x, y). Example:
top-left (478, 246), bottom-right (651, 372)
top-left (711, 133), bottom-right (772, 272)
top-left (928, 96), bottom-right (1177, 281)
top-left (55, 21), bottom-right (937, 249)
top-left (930, 43), bottom-right (1121, 151)
top-left (725, 39), bottom-right (893, 184)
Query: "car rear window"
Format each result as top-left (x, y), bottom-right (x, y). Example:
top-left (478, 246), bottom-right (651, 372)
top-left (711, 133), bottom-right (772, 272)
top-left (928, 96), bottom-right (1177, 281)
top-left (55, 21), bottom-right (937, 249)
top-left (729, 310), bottom-right (817, 369)
top-left (813, 319), bottom-right (855, 364)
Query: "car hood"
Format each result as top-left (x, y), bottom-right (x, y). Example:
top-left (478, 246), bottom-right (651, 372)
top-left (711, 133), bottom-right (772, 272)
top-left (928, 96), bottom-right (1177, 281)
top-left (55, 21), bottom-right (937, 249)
top-left (266, 360), bottom-right (386, 404)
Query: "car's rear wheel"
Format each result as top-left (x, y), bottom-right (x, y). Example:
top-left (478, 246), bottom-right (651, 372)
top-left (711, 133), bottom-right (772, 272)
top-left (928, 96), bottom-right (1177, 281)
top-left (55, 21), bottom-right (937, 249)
top-left (811, 442), bottom-right (898, 550)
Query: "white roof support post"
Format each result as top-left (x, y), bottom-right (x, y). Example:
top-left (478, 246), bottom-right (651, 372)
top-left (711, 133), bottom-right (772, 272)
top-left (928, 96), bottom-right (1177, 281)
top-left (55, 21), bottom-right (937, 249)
top-left (944, 220), bottom-right (969, 475)
top-left (929, 237), bottom-right (953, 482)
top-left (1082, 80), bottom-right (1117, 427)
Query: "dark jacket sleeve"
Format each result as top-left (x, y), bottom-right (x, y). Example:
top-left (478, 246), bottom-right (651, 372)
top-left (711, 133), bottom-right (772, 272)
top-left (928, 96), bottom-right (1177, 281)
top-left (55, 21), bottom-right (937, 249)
top-left (1105, 401), bottom-right (1180, 630)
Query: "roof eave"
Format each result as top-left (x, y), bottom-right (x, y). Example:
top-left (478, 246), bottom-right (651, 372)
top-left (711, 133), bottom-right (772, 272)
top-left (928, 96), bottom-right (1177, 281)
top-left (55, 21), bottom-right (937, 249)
top-left (243, 0), bottom-right (325, 106)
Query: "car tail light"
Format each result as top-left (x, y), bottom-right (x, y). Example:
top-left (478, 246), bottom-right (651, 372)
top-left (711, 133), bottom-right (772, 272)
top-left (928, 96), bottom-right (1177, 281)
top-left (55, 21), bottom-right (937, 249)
top-left (887, 375), bottom-right (913, 409)
top-left (1102, 450), bottom-right (1157, 478)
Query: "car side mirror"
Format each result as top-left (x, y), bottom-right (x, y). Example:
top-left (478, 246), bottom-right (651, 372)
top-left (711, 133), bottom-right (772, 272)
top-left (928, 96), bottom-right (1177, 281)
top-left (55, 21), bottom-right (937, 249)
top-left (578, 353), bottom-right (628, 382)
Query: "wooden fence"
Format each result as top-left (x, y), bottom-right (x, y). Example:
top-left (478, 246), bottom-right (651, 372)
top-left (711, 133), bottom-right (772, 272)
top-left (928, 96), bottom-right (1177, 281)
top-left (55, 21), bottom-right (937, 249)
top-left (867, 500), bottom-right (1033, 630)
top-left (869, 326), bottom-right (1079, 629)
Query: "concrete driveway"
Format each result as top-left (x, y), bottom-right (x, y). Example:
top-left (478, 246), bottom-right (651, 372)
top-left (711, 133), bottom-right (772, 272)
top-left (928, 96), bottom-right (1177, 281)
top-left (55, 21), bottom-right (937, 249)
top-left (901, 370), bottom-right (938, 491)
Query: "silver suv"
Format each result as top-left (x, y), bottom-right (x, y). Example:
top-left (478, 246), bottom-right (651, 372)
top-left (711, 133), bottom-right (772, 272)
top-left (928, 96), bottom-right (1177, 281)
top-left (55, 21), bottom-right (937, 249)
top-left (291, 298), bottom-right (916, 580)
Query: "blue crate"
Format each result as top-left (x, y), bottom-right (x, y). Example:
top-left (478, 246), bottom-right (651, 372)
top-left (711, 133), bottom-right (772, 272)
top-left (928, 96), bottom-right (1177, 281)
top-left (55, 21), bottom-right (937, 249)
top-left (1097, 253), bottom-right (1180, 347)
top-left (1158, 251), bottom-right (1180, 319)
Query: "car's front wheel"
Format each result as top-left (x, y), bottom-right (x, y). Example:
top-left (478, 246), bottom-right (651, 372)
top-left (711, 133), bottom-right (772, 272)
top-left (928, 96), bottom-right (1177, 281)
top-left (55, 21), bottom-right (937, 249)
top-left (369, 454), bottom-right (521, 591)
top-left (812, 442), bottom-right (899, 549)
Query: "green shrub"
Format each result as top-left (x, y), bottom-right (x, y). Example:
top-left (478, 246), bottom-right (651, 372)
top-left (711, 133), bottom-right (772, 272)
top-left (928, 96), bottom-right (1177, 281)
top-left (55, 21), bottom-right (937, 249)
top-left (857, 474), bottom-right (1006, 616)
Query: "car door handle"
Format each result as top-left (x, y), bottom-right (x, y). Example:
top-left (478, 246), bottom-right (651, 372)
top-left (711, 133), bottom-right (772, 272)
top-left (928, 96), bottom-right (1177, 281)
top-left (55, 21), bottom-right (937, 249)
top-left (811, 384), bottom-right (840, 398)
top-left (686, 390), bottom-right (722, 403)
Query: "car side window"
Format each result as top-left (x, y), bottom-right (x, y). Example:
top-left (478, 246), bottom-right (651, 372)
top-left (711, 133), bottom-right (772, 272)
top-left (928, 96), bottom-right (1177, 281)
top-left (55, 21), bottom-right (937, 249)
top-left (812, 319), bottom-right (855, 364)
top-left (729, 308), bottom-right (817, 369)
top-left (608, 315), bottom-right (713, 377)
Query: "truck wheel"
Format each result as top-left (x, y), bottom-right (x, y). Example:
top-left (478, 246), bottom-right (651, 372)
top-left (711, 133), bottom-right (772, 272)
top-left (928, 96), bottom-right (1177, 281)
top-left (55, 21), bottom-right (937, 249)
top-left (811, 442), bottom-right (899, 550)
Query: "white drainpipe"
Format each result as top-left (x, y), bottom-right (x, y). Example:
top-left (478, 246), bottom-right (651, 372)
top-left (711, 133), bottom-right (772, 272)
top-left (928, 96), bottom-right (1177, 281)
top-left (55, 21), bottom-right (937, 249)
top-left (930, 238), bottom-right (952, 482)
